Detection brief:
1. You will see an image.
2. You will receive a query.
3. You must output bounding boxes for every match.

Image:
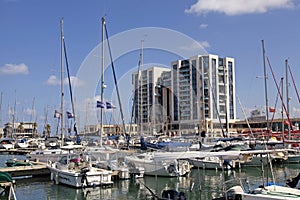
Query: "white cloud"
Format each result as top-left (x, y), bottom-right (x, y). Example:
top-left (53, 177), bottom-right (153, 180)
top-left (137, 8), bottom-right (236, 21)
top-left (199, 41), bottom-right (210, 48)
top-left (0, 63), bottom-right (29, 75)
top-left (46, 75), bottom-right (84, 87)
top-left (200, 23), bottom-right (208, 29)
top-left (46, 75), bottom-right (60, 85)
top-left (185, 0), bottom-right (295, 16)
top-left (180, 40), bottom-right (210, 51)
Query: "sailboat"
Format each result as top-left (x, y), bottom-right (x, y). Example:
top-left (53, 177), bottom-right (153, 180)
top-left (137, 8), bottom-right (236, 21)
top-left (125, 151), bottom-right (192, 177)
top-left (214, 40), bottom-right (300, 200)
top-left (47, 18), bottom-right (113, 188)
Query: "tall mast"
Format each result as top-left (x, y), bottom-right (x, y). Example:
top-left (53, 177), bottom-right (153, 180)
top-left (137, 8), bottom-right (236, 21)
top-left (281, 77), bottom-right (284, 138)
top-left (12, 90), bottom-right (16, 138)
top-left (138, 40), bottom-right (143, 135)
top-left (201, 57), bottom-right (206, 133)
top-left (99, 16), bottom-right (105, 147)
top-left (285, 59), bottom-right (290, 139)
top-left (0, 92), bottom-right (2, 128)
top-left (30, 97), bottom-right (35, 123)
top-left (60, 18), bottom-right (65, 143)
top-left (224, 62), bottom-right (229, 134)
top-left (261, 40), bottom-right (269, 131)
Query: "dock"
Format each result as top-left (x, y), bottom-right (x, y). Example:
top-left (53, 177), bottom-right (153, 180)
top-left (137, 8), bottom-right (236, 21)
top-left (0, 162), bottom-right (50, 178)
top-left (0, 148), bottom-right (32, 155)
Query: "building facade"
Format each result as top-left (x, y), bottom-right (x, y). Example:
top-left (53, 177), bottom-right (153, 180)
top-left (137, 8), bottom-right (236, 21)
top-left (3, 122), bottom-right (38, 138)
top-left (171, 54), bottom-right (236, 135)
top-left (132, 66), bottom-right (171, 135)
top-left (132, 54), bottom-right (236, 136)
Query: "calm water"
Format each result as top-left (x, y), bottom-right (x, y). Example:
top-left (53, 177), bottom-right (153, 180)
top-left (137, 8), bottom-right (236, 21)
top-left (2, 155), bottom-right (299, 200)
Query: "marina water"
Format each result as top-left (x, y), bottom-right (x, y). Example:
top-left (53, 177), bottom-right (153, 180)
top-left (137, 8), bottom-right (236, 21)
top-left (1, 155), bottom-right (299, 200)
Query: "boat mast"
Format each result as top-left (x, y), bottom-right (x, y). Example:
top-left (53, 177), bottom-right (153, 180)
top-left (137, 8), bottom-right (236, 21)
top-left (60, 18), bottom-right (65, 145)
top-left (139, 40), bottom-right (143, 135)
top-left (223, 63), bottom-right (229, 135)
top-left (99, 16), bottom-right (105, 147)
top-left (285, 59), bottom-right (291, 140)
top-left (0, 92), bottom-right (2, 129)
top-left (201, 57), bottom-right (206, 134)
top-left (12, 90), bottom-right (16, 139)
top-left (281, 77), bottom-right (284, 139)
top-left (103, 19), bottom-right (127, 138)
top-left (261, 40), bottom-right (270, 132)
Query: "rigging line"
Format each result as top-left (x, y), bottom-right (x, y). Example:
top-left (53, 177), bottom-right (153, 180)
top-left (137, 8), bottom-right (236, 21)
top-left (237, 96), bottom-right (254, 139)
top-left (129, 54), bottom-right (144, 136)
top-left (287, 63), bottom-right (300, 103)
top-left (63, 40), bottom-right (76, 121)
top-left (269, 82), bottom-right (280, 128)
top-left (104, 23), bottom-right (126, 135)
top-left (266, 56), bottom-right (293, 131)
top-left (63, 39), bottom-right (78, 137)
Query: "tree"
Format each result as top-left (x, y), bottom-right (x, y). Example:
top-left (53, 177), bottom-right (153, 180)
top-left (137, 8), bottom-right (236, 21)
top-left (43, 124), bottom-right (51, 137)
top-left (17, 123), bottom-right (24, 133)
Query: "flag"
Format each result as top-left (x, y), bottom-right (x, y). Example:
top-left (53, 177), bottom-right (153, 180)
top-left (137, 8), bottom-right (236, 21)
top-left (96, 101), bottom-right (105, 108)
top-left (106, 102), bottom-right (116, 109)
top-left (54, 110), bottom-right (61, 118)
top-left (66, 111), bottom-right (74, 119)
top-left (269, 107), bottom-right (276, 113)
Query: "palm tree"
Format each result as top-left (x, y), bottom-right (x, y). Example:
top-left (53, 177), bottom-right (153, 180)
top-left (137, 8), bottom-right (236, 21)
top-left (43, 124), bottom-right (51, 137)
top-left (32, 122), bottom-right (38, 138)
top-left (17, 123), bottom-right (24, 133)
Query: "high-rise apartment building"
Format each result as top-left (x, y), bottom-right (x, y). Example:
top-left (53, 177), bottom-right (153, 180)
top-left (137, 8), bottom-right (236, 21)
top-left (132, 54), bottom-right (236, 136)
top-left (132, 66), bottom-right (171, 134)
top-left (171, 54), bottom-right (236, 134)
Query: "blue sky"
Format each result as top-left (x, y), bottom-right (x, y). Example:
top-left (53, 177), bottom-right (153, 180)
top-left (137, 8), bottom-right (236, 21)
top-left (1, 0), bottom-right (300, 133)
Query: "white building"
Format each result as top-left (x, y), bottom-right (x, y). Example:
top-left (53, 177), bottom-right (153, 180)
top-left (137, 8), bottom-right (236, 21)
top-left (171, 54), bottom-right (236, 136)
top-left (131, 54), bottom-right (236, 136)
top-left (83, 123), bottom-right (138, 136)
top-left (3, 122), bottom-right (38, 138)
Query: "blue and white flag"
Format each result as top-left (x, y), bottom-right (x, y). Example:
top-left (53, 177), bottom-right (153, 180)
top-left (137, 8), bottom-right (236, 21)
top-left (96, 101), bottom-right (105, 108)
top-left (106, 102), bottom-right (116, 109)
top-left (66, 111), bottom-right (75, 119)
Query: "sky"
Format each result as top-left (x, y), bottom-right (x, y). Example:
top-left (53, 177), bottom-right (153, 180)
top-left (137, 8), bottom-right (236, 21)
top-left (1, 0), bottom-right (300, 134)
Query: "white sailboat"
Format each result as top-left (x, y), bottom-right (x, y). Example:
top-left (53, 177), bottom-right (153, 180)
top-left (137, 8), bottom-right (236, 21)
top-left (47, 18), bottom-right (113, 188)
top-left (214, 41), bottom-right (300, 200)
top-left (47, 145), bottom-right (113, 188)
top-left (221, 185), bottom-right (300, 200)
top-left (125, 152), bottom-right (192, 177)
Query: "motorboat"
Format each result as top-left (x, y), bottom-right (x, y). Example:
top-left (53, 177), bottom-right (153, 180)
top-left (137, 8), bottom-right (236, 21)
top-left (47, 153), bottom-right (113, 188)
top-left (0, 138), bottom-right (15, 150)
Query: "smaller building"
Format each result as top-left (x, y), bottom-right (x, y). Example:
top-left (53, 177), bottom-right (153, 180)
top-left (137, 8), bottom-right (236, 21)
top-left (3, 122), bottom-right (38, 138)
top-left (82, 123), bottom-right (138, 136)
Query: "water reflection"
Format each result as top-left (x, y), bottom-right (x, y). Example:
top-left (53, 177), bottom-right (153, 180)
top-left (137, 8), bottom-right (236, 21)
top-left (12, 164), bottom-right (300, 200)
